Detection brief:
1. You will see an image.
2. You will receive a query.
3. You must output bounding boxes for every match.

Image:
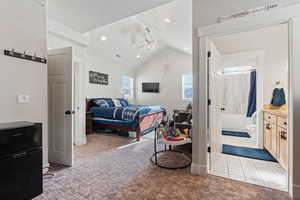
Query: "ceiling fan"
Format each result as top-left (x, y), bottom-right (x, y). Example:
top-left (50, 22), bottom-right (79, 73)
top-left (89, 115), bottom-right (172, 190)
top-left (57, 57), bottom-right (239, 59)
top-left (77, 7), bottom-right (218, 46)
top-left (136, 27), bottom-right (158, 51)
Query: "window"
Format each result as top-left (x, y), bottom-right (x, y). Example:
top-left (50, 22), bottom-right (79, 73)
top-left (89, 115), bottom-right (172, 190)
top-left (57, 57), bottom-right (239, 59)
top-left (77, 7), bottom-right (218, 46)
top-left (182, 74), bottom-right (193, 100)
top-left (223, 66), bottom-right (253, 75)
top-left (122, 76), bottom-right (134, 99)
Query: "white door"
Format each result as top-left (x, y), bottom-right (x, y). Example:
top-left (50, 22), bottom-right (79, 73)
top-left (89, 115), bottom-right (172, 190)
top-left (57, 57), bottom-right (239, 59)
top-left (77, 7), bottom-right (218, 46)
top-left (48, 47), bottom-right (74, 166)
top-left (208, 41), bottom-right (224, 160)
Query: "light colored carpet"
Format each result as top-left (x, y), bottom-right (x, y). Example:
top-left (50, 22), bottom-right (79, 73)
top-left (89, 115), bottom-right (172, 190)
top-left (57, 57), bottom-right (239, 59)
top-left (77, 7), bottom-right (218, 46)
top-left (35, 133), bottom-right (289, 200)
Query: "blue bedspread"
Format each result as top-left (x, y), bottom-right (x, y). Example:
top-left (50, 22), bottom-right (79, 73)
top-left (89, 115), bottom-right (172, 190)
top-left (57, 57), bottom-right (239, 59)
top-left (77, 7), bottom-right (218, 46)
top-left (90, 105), bottom-right (165, 123)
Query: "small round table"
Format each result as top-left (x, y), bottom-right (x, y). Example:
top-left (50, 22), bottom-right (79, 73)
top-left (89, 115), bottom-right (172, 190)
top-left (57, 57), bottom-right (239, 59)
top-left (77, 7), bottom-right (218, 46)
top-left (151, 129), bottom-right (192, 170)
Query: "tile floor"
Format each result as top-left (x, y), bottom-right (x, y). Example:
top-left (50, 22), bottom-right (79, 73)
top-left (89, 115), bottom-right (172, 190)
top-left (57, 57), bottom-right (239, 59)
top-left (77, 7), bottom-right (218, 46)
top-left (210, 152), bottom-right (288, 192)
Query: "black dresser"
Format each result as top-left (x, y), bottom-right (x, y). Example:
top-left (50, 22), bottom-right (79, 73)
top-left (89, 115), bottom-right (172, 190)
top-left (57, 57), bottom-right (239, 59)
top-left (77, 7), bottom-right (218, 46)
top-left (0, 122), bottom-right (43, 200)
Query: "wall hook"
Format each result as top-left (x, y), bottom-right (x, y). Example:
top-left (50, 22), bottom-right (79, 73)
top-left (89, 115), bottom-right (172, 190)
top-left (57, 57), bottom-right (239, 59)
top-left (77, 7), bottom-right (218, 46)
top-left (4, 49), bottom-right (47, 64)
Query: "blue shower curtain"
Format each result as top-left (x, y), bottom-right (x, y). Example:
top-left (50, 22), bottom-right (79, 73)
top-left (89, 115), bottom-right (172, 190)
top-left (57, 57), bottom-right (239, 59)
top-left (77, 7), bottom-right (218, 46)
top-left (246, 71), bottom-right (256, 117)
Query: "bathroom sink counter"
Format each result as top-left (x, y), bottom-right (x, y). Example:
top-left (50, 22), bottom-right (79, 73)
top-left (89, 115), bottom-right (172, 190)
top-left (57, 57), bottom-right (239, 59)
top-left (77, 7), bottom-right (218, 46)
top-left (262, 108), bottom-right (287, 118)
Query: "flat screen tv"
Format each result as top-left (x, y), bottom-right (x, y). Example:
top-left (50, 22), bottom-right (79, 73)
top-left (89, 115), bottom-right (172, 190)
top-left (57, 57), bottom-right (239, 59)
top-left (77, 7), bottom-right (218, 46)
top-left (142, 83), bottom-right (160, 93)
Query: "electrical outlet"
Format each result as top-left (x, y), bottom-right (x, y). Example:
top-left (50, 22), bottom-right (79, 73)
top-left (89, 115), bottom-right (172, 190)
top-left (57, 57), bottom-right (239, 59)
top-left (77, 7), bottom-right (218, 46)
top-left (17, 94), bottom-right (30, 104)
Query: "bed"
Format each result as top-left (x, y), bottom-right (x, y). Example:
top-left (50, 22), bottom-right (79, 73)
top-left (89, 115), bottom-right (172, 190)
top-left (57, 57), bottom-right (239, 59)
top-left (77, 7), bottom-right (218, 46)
top-left (86, 98), bottom-right (166, 141)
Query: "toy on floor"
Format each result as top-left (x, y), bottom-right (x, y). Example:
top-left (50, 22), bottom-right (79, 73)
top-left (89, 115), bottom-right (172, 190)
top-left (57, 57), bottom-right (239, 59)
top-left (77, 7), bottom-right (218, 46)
top-left (156, 121), bottom-right (189, 141)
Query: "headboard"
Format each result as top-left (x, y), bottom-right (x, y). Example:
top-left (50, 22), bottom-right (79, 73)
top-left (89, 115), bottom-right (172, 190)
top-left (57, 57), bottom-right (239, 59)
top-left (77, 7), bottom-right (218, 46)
top-left (86, 99), bottom-right (93, 112)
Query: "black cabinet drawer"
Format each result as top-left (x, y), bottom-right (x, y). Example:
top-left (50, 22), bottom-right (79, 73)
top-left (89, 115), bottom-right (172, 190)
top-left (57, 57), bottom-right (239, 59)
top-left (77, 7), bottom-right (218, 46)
top-left (0, 148), bottom-right (43, 200)
top-left (0, 124), bottom-right (42, 159)
top-left (0, 122), bottom-right (43, 200)
top-left (15, 149), bottom-right (43, 200)
top-left (0, 156), bottom-right (17, 200)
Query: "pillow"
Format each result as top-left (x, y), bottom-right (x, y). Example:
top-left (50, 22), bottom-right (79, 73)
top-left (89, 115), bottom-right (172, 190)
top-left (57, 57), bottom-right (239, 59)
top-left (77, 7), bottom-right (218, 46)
top-left (118, 98), bottom-right (129, 107)
top-left (93, 99), bottom-right (109, 108)
top-left (91, 98), bottom-right (114, 107)
top-left (112, 98), bottom-right (122, 107)
top-left (103, 98), bottom-right (115, 107)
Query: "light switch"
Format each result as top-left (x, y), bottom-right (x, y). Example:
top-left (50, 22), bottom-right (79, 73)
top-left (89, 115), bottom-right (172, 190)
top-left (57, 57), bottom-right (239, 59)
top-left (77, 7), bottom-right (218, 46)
top-left (17, 94), bottom-right (30, 104)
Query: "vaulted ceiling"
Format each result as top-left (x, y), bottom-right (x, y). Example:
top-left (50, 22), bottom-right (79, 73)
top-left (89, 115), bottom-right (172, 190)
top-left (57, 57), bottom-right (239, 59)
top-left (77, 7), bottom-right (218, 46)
top-left (48, 0), bottom-right (174, 33)
top-left (136, 0), bottom-right (192, 54)
top-left (86, 17), bottom-right (168, 69)
top-left (48, 0), bottom-right (192, 68)
top-left (85, 0), bottom-right (192, 68)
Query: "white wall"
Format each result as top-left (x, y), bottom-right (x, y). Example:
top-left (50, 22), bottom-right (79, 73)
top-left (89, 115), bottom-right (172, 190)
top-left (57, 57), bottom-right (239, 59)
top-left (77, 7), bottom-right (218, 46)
top-left (48, 33), bottom-right (87, 59)
top-left (48, 23), bottom-right (136, 101)
top-left (135, 48), bottom-right (192, 112)
top-left (86, 56), bottom-right (135, 99)
top-left (0, 1), bottom-right (48, 166)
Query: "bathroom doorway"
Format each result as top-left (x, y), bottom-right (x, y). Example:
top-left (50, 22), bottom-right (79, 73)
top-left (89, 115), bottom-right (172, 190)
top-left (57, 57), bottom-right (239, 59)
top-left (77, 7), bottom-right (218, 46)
top-left (208, 23), bottom-right (289, 192)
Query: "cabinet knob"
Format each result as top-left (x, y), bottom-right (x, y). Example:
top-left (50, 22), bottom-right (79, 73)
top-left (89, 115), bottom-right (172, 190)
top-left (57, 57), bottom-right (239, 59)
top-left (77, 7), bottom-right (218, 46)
top-left (266, 123), bottom-right (271, 130)
top-left (281, 131), bottom-right (287, 140)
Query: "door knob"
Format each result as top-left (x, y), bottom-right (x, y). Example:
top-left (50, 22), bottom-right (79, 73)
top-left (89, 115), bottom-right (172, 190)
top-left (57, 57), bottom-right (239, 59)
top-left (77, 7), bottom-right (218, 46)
top-left (65, 110), bottom-right (75, 115)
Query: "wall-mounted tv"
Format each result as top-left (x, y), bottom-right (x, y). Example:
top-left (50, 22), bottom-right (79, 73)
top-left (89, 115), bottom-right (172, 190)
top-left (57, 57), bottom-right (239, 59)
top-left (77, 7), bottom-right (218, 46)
top-left (142, 82), bottom-right (160, 93)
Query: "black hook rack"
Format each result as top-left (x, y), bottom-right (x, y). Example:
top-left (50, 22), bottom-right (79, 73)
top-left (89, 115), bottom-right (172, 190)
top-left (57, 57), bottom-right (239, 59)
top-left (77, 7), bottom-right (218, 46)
top-left (4, 49), bottom-right (47, 64)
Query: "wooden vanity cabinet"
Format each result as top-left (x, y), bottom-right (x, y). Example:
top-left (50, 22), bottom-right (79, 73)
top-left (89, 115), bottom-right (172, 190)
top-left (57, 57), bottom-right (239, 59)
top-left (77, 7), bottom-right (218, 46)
top-left (263, 110), bottom-right (288, 170)
top-left (264, 121), bottom-right (276, 157)
top-left (263, 121), bottom-right (271, 151)
top-left (277, 127), bottom-right (288, 169)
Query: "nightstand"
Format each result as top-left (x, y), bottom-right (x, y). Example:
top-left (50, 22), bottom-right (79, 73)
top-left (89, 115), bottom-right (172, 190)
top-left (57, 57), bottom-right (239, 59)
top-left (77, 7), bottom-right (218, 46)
top-left (86, 112), bottom-right (93, 135)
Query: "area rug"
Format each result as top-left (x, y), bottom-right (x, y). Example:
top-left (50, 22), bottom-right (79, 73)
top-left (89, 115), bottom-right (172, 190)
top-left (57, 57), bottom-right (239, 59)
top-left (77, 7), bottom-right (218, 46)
top-left (222, 130), bottom-right (251, 138)
top-left (222, 144), bottom-right (277, 162)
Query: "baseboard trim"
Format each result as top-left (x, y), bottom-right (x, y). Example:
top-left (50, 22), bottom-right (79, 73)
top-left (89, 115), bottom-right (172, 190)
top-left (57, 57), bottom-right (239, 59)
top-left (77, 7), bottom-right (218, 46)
top-left (43, 162), bottom-right (50, 174)
top-left (43, 162), bottom-right (49, 168)
top-left (191, 162), bottom-right (207, 176)
top-left (74, 136), bottom-right (87, 146)
top-left (293, 185), bottom-right (300, 199)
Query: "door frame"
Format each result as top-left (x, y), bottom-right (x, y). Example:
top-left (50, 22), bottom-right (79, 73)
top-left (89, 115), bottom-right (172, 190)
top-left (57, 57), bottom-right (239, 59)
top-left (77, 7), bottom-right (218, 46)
top-left (193, 4), bottom-right (300, 198)
top-left (207, 41), bottom-right (224, 171)
top-left (73, 56), bottom-right (87, 146)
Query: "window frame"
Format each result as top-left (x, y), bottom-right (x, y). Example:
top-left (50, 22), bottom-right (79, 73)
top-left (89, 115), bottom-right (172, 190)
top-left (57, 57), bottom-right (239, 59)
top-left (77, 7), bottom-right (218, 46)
top-left (121, 75), bottom-right (134, 100)
top-left (182, 74), bottom-right (193, 100)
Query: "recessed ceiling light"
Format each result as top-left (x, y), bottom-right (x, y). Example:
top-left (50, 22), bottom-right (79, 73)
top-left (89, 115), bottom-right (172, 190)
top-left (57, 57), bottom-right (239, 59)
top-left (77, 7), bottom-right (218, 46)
top-left (164, 18), bottom-right (171, 23)
top-left (100, 35), bottom-right (107, 41)
top-left (137, 54), bottom-right (141, 59)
